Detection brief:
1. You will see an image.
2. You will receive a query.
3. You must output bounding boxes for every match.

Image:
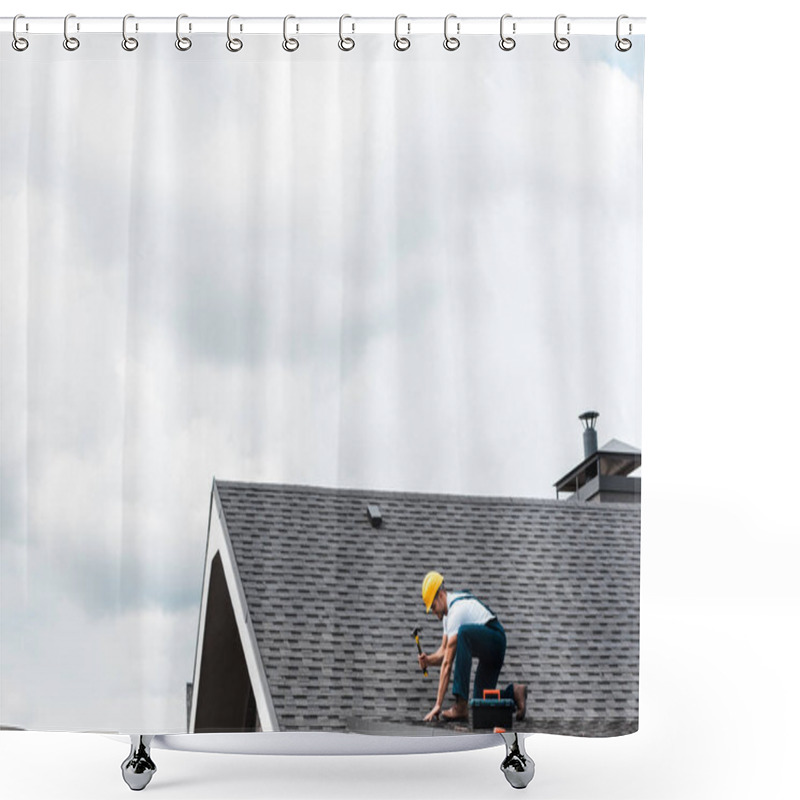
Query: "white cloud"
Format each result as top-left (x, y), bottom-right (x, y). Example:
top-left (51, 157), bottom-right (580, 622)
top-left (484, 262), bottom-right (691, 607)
top-left (1, 577), bottom-right (197, 732)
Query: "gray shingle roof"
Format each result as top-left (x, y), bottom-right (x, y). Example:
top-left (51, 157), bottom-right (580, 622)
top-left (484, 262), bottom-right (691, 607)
top-left (214, 480), bottom-right (640, 737)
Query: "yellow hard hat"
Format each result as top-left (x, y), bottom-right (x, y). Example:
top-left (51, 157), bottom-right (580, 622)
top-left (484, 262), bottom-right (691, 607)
top-left (421, 571), bottom-right (444, 613)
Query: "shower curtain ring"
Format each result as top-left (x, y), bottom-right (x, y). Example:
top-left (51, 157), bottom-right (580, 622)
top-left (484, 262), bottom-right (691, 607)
top-left (615, 15), bottom-right (632, 51)
top-left (443, 14), bottom-right (460, 51)
top-left (122, 14), bottom-right (139, 51)
top-left (553, 14), bottom-right (570, 51)
top-left (226, 15), bottom-right (243, 52)
top-left (175, 14), bottom-right (192, 50)
top-left (12, 14), bottom-right (29, 51)
top-left (394, 14), bottom-right (411, 51)
top-left (283, 15), bottom-right (299, 52)
top-left (338, 14), bottom-right (355, 51)
top-left (499, 14), bottom-right (516, 51)
top-left (63, 13), bottom-right (80, 51)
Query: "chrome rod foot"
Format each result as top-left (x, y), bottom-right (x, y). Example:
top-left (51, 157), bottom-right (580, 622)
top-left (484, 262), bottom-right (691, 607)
top-left (499, 732), bottom-right (535, 789)
top-left (121, 735), bottom-right (156, 791)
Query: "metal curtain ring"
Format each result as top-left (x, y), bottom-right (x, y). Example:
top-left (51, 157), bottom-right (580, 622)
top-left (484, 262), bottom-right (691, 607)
top-left (63, 13), bottom-right (80, 51)
top-left (226, 15), bottom-right (243, 51)
top-left (443, 14), bottom-right (460, 51)
top-left (553, 14), bottom-right (570, 52)
top-left (394, 14), bottom-right (410, 51)
top-left (499, 14), bottom-right (515, 51)
top-left (283, 15), bottom-right (299, 52)
top-left (122, 14), bottom-right (139, 51)
top-left (176, 14), bottom-right (192, 50)
top-left (12, 14), bottom-right (29, 51)
top-left (615, 15), bottom-right (632, 51)
top-left (338, 14), bottom-right (355, 51)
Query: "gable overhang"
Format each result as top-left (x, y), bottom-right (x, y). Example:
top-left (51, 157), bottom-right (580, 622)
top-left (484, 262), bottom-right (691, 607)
top-left (189, 480), bottom-right (280, 732)
top-left (554, 447), bottom-right (642, 497)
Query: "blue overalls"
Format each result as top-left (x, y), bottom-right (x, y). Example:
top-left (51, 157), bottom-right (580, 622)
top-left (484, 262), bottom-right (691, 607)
top-left (448, 594), bottom-right (515, 705)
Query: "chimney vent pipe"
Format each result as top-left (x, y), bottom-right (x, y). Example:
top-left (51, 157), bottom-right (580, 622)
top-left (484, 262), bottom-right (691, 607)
top-left (579, 410), bottom-right (599, 458)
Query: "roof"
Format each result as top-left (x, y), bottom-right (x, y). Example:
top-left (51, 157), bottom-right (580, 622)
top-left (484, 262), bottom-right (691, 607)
top-left (599, 438), bottom-right (641, 456)
top-left (214, 480), bottom-right (640, 737)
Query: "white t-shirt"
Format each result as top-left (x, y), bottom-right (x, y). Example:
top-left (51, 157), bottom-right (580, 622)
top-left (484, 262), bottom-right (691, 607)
top-left (442, 591), bottom-right (495, 638)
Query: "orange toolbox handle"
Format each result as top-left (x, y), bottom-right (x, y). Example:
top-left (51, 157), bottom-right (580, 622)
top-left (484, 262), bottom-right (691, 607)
top-left (482, 689), bottom-right (501, 699)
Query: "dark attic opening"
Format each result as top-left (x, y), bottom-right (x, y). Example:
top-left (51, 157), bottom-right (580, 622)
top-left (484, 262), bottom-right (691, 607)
top-left (193, 551), bottom-right (260, 732)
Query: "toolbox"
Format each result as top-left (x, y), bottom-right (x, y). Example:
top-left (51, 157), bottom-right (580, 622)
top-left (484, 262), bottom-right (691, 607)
top-left (469, 689), bottom-right (515, 730)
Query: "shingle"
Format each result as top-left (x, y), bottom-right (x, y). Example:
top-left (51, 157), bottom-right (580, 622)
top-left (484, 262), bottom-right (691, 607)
top-left (214, 480), bottom-right (640, 736)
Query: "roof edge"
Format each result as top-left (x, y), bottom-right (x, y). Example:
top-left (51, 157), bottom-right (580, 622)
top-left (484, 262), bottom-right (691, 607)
top-left (553, 443), bottom-right (642, 489)
top-left (214, 479), bottom-right (645, 509)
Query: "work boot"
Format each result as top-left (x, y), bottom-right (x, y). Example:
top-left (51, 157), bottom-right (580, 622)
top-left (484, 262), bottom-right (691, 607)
top-left (513, 684), bottom-right (527, 721)
top-left (441, 698), bottom-right (469, 720)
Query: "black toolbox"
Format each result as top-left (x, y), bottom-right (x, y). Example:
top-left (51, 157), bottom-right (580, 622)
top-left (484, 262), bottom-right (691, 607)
top-left (469, 689), bottom-right (515, 730)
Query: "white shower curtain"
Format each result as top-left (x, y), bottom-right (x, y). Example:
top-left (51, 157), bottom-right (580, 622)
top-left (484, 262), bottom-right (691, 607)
top-left (1, 25), bottom-right (643, 735)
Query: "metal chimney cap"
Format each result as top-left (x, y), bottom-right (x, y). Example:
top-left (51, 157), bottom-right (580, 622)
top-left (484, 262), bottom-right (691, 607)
top-left (579, 411), bottom-right (599, 429)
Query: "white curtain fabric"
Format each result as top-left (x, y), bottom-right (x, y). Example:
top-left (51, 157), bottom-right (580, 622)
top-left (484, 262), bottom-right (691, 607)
top-left (1, 32), bottom-right (643, 733)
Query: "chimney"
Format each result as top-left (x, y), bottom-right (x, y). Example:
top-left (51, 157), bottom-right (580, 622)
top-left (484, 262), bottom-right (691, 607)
top-left (579, 410), bottom-right (599, 458)
top-left (553, 411), bottom-right (641, 503)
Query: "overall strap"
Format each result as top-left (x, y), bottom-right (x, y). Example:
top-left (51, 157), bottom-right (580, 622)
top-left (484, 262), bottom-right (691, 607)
top-left (449, 592), bottom-right (497, 619)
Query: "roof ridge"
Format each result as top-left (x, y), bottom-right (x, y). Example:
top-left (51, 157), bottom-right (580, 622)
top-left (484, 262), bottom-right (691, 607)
top-left (213, 479), bottom-right (642, 510)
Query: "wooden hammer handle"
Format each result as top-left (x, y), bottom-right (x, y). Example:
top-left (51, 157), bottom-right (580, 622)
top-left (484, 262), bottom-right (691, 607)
top-left (414, 634), bottom-right (428, 678)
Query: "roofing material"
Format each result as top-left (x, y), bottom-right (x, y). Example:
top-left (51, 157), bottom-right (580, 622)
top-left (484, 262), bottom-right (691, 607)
top-left (212, 480), bottom-right (640, 737)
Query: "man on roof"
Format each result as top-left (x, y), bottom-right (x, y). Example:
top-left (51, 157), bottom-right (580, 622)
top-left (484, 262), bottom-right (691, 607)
top-left (418, 570), bottom-right (527, 722)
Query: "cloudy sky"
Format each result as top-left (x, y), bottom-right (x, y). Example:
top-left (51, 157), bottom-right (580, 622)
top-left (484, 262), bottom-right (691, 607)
top-left (1, 32), bottom-right (643, 732)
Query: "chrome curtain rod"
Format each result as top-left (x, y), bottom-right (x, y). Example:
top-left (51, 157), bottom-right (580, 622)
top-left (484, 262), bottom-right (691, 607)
top-left (2, 16), bottom-right (645, 37)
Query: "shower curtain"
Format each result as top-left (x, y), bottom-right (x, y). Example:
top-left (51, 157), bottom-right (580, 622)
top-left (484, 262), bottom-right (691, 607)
top-left (1, 20), bottom-right (644, 738)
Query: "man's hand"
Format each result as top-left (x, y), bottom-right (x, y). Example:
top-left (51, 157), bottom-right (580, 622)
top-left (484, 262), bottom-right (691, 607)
top-left (423, 703), bottom-right (442, 722)
top-left (418, 652), bottom-right (429, 671)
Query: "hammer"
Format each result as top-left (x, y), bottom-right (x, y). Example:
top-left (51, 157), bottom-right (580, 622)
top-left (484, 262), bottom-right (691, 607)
top-left (411, 627), bottom-right (428, 678)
